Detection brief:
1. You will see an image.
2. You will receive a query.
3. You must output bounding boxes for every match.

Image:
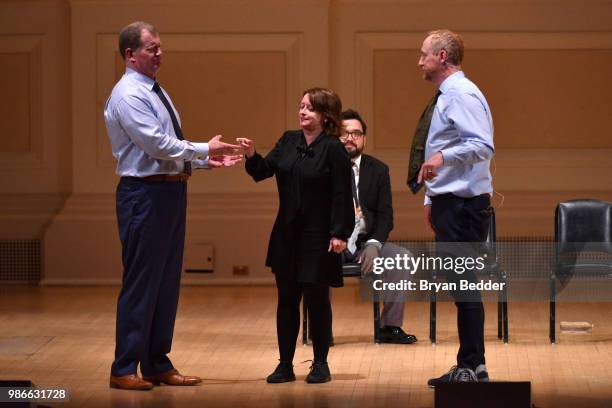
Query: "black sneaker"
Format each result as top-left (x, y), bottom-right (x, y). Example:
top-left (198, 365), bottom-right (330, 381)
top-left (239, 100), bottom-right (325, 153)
top-left (427, 366), bottom-right (478, 388)
top-left (305, 361), bottom-right (331, 384)
top-left (379, 326), bottom-right (417, 344)
top-left (475, 364), bottom-right (489, 382)
top-left (266, 361), bottom-right (296, 383)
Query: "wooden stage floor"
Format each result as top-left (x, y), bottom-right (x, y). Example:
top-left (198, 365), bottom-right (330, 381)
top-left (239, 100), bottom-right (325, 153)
top-left (0, 285), bottom-right (611, 407)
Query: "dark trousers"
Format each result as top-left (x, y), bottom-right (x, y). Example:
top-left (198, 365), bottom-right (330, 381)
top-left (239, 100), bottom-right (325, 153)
top-left (275, 274), bottom-right (332, 363)
top-left (111, 178), bottom-right (187, 377)
top-left (431, 193), bottom-right (491, 369)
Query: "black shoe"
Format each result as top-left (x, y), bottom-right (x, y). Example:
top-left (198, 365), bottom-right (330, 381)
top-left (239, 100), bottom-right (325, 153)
top-left (379, 326), bottom-right (417, 344)
top-left (266, 361), bottom-right (296, 383)
top-left (305, 361), bottom-right (331, 384)
top-left (427, 366), bottom-right (478, 388)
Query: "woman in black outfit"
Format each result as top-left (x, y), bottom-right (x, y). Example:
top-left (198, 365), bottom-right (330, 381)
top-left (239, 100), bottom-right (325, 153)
top-left (238, 88), bottom-right (354, 384)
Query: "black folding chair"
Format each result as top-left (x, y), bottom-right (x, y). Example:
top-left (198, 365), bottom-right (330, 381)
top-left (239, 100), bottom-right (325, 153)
top-left (550, 199), bottom-right (612, 343)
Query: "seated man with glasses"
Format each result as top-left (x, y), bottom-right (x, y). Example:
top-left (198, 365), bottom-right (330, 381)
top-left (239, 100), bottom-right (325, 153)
top-left (338, 109), bottom-right (417, 344)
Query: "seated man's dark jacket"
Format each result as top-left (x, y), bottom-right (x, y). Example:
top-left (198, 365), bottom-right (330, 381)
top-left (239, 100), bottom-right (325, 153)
top-left (356, 154), bottom-right (394, 249)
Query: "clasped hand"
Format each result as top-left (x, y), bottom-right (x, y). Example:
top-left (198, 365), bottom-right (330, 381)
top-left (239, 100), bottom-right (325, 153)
top-left (328, 237), bottom-right (346, 254)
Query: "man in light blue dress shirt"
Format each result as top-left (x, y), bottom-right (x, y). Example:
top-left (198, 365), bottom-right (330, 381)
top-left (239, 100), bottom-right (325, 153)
top-left (104, 21), bottom-right (241, 391)
top-left (411, 30), bottom-right (495, 387)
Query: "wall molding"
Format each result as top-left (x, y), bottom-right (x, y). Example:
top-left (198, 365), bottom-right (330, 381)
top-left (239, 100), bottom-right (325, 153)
top-left (0, 35), bottom-right (43, 169)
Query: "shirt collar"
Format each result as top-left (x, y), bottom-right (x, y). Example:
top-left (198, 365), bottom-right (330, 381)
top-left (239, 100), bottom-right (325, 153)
top-left (439, 70), bottom-right (465, 94)
top-left (125, 67), bottom-right (156, 90)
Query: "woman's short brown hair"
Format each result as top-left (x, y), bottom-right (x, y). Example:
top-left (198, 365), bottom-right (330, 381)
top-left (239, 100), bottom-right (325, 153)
top-left (302, 87), bottom-right (343, 138)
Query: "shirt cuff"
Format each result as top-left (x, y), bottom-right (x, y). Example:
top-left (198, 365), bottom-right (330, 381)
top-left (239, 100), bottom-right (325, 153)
top-left (192, 142), bottom-right (209, 159)
top-left (365, 240), bottom-right (383, 250)
top-left (192, 158), bottom-right (210, 169)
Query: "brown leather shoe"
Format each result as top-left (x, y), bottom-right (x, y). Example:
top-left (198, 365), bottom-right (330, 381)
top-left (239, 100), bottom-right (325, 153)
top-left (109, 374), bottom-right (154, 391)
top-left (143, 369), bottom-right (202, 386)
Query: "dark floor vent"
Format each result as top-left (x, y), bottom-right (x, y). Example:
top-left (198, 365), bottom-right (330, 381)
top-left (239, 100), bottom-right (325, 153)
top-left (0, 240), bottom-right (41, 282)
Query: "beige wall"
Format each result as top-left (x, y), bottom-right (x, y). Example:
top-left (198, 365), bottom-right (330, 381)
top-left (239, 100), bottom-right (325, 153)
top-left (0, 0), bottom-right (610, 283)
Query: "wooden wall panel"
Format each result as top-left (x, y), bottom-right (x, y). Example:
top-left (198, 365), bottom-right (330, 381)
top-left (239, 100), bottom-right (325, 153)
top-left (0, 36), bottom-right (43, 169)
top-left (160, 51), bottom-right (287, 149)
top-left (0, 52), bottom-right (31, 153)
top-left (0, 0), bottom-right (70, 240)
top-left (465, 49), bottom-right (612, 149)
top-left (0, 0), bottom-right (70, 193)
top-left (373, 48), bottom-right (612, 149)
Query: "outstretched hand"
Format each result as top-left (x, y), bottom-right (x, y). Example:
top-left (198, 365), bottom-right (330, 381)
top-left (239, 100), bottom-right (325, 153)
top-left (208, 155), bottom-right (242, 169)
top-left (208, 135), bottom-right (242, 156)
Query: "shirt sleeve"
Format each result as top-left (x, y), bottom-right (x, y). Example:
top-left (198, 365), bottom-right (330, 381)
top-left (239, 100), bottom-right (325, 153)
top-left (245, 131), bottom-right (289, 182)
top-left (440, 93), bottom-right (494, 166)
top-left (116, 95), bottom-right (209, 161)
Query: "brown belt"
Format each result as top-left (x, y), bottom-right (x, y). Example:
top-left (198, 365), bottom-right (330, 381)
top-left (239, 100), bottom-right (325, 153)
top-left (430, 193), bottom-right (489, 201)
top-left (121, 173), bottom-right (190, 183)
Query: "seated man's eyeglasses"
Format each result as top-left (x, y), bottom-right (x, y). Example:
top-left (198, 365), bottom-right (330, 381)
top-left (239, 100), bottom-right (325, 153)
top-left (340, 130), bottom-right (364, 141)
